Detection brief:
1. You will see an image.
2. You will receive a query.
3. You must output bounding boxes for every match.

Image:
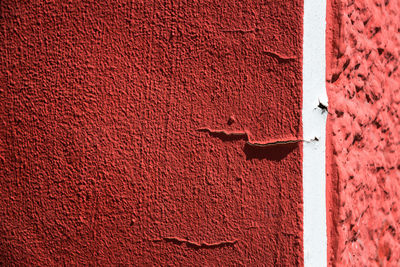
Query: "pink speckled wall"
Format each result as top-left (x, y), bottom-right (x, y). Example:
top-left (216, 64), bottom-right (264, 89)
top-left (326, 0), bottom-right (400, 265)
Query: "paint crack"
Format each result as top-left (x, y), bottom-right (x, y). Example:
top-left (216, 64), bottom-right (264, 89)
top-left (262, 50), bottom-right (297, 62)
top-left (197, 128), bottom-right (314, 146)
top-left (154, 237), bottom-right (238, 249)
top-left (197, 128), bottom-right (318, 160)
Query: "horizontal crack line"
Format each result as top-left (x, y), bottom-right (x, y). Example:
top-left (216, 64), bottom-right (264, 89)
top-left (162, 236), bottom-right (238, 249)
top-left (197, 128), bottom-right (318, 146)
top-left (262, 50), bottom-right (298, 61)
top-left (246, 139), bottom-right (302, 147)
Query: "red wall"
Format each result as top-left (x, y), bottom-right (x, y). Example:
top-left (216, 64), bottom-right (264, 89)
top-left (327, 0), bottom-right (400, 265)
top-left (1, 1), bottom-right (304, 265)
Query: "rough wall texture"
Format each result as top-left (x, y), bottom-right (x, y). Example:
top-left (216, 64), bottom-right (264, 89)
top-left (326, 0), bottom-right (400, 266)
top-left (0, 1), bottom-right (303, 265)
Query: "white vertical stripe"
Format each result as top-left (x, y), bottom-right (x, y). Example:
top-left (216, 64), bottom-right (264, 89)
top-left (303, 0), bottom-right (328, 266)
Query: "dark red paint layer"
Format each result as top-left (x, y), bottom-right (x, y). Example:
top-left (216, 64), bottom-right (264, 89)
top-left (1, 1), bottom-right (303, 265)
top-left (326, 0), bottom-right (400, 265)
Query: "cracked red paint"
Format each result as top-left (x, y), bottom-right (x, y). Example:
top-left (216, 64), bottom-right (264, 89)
top-left (1, 0), bottom-right (303, 265)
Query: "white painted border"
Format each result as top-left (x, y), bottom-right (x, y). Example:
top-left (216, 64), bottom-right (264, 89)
top-left (303, 0), bottom-right (327, 266)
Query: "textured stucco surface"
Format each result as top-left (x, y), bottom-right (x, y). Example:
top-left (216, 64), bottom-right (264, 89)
top-left (326, 0), bottom-right (400, 265)
top-left (0, 1), bottom-right (303, 265)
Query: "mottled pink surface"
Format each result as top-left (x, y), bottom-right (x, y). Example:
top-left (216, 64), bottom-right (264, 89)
top-left (326, 0), bottom-right (400, 265)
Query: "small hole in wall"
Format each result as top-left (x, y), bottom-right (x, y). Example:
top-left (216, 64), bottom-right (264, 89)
top-left (318, 102), bottom-right (328, 113)
top-left (227, 115), bottom-right (236, 125)
top-left (335, 110), bottom-right (344, 118)
top-left (366, 94), bottom-right (372, 103)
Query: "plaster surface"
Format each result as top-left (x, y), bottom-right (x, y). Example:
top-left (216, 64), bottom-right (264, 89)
top-left (326, 0), bottom-right (400, 265)
top-left (1, 1), bottom-right (304, 265)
